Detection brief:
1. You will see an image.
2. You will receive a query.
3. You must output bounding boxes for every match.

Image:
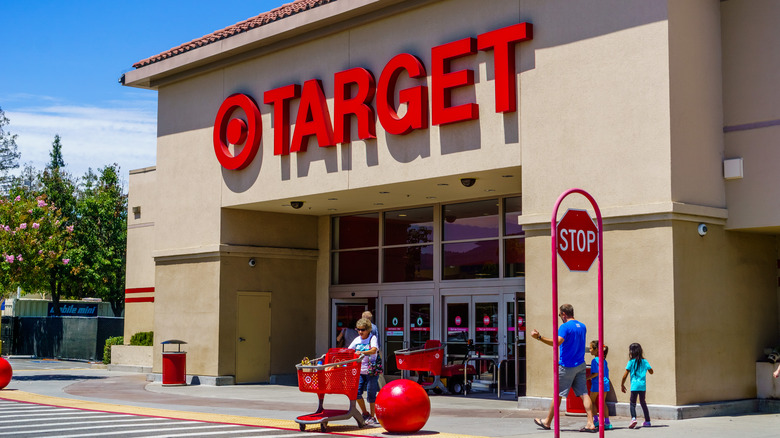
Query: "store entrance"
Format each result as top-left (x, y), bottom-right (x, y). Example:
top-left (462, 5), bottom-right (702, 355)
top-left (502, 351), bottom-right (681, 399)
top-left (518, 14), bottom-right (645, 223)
top-left (381, 295), bottom-right (434, 378)
top-left (442, 293), bottom-right (525, 395)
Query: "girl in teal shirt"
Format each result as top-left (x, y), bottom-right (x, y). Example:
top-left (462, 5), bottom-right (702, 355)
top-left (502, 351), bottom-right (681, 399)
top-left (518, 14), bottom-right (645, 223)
top-left (621, 343), bottom-right (653, 429)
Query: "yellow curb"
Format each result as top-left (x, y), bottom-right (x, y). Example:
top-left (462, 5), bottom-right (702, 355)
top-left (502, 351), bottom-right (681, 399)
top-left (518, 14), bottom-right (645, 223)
top-left (0, 390), bottom-right (489, 438)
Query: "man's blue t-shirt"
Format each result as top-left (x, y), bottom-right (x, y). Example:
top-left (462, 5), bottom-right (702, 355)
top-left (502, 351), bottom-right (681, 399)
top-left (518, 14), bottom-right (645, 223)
top-left (558, 319), bottom-right (586, 367)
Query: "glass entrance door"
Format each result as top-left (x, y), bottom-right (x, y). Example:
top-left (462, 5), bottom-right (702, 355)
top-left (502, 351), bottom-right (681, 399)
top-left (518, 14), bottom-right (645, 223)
top-left (332, 300), bottom-right (367, 348)
top-left (382, 295), bottom-right (434, 378)
top-left (504, 292), bottom-right (526, 396)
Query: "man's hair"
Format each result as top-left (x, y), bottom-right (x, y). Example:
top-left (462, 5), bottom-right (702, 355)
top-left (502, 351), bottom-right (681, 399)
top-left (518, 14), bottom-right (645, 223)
top-left (362, 311), bottom-right (373, 321)
top-left (560, 304), bottom-right (574, 317)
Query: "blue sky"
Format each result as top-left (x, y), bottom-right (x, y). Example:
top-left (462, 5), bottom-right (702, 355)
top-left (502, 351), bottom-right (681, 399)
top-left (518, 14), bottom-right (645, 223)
top-left (1, 1), bottom-right (284, 186)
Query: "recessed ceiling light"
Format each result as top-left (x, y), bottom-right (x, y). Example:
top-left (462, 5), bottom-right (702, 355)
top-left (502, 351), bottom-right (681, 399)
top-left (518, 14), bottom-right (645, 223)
top-left (426, 196), bottom-right (437, 199)
top-left (328, 208), bottom-right (338, 211)
top-left (374, 202), bottom-right (384, 206)
top-left (379, 191), bottom-right (390, 194)
top-left (502, 175), bottom-right (514, 178)
top-left (328, 198), bottom-right (338, 201)
top-left (399, 214), bottom-right (407, 217)
top-left (485, 189), bottom-right (496, 192)
top-left (437, 183), bottom-right (449, 186)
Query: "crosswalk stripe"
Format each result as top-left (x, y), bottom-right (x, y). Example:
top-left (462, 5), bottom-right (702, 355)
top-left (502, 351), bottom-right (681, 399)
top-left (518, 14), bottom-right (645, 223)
top-left (0, 416), bottom-right (171, 430)
top-left (51, 423), bottom-right (240, 438)
top-left (0, 412), bottom-right (131, 421)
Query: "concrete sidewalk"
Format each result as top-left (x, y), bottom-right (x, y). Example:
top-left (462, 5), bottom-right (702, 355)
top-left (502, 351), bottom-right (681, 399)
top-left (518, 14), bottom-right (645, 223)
top-left (1, 358), bottom-right (779, 437)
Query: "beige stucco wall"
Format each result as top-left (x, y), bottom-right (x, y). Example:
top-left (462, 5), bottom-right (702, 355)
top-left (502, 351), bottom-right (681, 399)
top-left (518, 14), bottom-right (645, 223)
top-left (526, 221), bottom-right (677, 405)
top-left (124, 167), bottom-right (157, 340)
top-left (721, 1), bottom-right (780, 231)
top-left (673, 222), bottom-right (777, 404)
top-left (152, 259), bottom-right (221, 375)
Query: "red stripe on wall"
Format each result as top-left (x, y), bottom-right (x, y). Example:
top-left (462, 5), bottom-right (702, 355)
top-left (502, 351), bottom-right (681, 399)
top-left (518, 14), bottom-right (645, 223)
top-left (126, 297), bottom-right (155, 303)
top-left (125, 287), bottom-right (155, 294)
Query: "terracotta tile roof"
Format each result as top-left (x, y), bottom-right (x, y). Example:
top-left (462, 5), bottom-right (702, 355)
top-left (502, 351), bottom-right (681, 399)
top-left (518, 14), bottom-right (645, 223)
top-left (133, 0), bottom-right (337, 68)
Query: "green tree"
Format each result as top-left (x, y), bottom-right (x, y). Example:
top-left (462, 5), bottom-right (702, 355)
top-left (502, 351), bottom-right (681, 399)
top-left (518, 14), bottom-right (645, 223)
top-left (38, 136), bottom-right (78, 314)
top-left (0, 193), bottom-right (76, 298)
top-left (0, 107), bottom-right (21, 193)
top-left (72, 164), bottom-right (127, 316)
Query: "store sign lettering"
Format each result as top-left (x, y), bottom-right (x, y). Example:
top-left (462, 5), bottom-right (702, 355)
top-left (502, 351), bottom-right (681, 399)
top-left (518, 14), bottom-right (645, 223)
top-left (213, 23), bottom-right (533, 170)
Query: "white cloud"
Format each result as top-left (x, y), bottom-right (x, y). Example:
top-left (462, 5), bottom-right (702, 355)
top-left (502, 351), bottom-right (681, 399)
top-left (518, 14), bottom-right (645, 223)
top-left (5, 100), bottom-right (157, 187)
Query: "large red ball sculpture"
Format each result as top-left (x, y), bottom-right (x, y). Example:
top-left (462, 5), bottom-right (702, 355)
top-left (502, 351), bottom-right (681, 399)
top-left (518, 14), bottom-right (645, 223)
top-left (375, 379), bottom-right (431, 434)
top-left (0, 357), bottom-right (12, 389)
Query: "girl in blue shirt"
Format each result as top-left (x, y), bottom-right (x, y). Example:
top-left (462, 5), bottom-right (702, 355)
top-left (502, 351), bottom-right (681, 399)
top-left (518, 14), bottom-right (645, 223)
top-left (621, 343), bottom-right (653, 429)
top-left (587, 341), bottom-right (612, 430)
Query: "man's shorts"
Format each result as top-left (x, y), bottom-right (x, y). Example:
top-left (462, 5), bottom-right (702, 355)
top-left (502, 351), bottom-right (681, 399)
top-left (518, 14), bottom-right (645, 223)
top-left (558, 362), bottom-right (587, 397)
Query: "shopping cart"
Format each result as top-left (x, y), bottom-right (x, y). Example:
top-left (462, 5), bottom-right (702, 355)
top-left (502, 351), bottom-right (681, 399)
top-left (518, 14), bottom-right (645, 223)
top-left (395, 340), bottom-right (448, 393)
top-left (295, 348), bottom-right (365, 432)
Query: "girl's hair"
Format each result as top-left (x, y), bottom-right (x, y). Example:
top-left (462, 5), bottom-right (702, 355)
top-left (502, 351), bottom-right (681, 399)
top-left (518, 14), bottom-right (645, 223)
top-left (590, 340), bottom-right (608, 358)
top-left (629, 343), bottom-right (644, 373)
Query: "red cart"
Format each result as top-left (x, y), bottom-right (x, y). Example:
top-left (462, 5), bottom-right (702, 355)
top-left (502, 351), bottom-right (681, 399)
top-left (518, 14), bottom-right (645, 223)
top-left (295, 348), bottom-right (365, 432)
top-left (395, 340), bottom-right (449, 393)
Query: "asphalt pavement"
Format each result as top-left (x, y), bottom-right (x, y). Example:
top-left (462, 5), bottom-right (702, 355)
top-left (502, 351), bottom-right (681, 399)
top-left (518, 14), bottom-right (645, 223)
top-left (1, 358), bottom-right (779, 437)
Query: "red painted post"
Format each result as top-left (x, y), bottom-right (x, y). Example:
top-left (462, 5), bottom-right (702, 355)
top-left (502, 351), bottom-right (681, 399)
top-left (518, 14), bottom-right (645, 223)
top-left (551, 189), bottom-right (604, 438)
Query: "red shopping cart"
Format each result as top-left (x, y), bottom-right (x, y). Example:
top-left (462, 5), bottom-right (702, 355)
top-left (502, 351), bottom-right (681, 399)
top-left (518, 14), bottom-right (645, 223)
top-left (395, 340), bottom-right (448, 394)
top-left (295, 348), bottom-right (365, 432)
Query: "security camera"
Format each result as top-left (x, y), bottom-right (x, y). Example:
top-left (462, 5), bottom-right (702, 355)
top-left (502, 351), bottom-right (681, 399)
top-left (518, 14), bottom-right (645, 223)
top-left (248, 258), bottom-right (256, 267)
top-left (290, 201), bottom-right (304, 209)
top-left (697, 223), bottom-right (708, 236)
top-left (460, 178), bottom-right (476, 188)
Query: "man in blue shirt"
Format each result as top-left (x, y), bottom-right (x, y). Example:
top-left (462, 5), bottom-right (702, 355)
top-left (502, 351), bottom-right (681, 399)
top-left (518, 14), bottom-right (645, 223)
top-left (530, 304), bottom-right (595, 432)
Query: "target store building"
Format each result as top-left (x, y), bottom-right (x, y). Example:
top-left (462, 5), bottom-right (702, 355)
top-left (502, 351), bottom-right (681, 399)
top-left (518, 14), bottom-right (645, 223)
top-left (122, 0), bottom-right (780, 411)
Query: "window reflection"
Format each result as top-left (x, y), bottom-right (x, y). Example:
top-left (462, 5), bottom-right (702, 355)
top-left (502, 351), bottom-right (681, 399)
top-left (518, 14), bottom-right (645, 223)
top-left (332, 213), bottom-right (378, 250)
top-left (384, 207), bottom-right (434, 245)
top-left (332, 250), bottom-right (378, 284)
top-left (383, 245), bottom-right (434, 282)
top-left (442, 240), bottom-right (499, 280)
top-left (442, 199), bottom-right (498, 241)
top-left (504, 196), bottom-right (524, 236)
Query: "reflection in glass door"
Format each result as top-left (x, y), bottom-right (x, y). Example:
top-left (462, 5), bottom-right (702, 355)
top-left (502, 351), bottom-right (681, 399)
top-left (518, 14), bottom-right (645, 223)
top-left (383, 296), bottom-right (433, 378)
top-left (445, 299), bottom-right (470, 366)
top-left (509, 292), bottom-right (526, 396)
top-left (333, 301), bottom-right (367, 348)
top-left (384, 302), bottom-right (404, 375)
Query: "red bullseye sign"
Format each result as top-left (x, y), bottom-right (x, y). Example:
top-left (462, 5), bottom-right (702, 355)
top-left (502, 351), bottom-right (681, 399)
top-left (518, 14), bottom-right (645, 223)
top-left (557, 209), bottom-right (599, 272)
top-left (213, 94), bottom-right (262, 170)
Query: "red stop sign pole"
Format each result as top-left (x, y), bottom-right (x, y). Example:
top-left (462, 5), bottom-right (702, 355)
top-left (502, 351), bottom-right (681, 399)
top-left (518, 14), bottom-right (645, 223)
top-left (550, 189), bottom-right (604, 438)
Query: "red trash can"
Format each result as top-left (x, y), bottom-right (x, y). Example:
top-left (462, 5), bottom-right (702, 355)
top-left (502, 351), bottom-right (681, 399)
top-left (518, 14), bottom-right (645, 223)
top-left (161, 340), bottom-right (187, 386)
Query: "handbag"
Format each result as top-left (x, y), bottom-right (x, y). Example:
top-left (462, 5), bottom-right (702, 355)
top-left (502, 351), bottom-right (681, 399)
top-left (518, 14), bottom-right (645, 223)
top-left (367, 335), bottom-right (383, 376)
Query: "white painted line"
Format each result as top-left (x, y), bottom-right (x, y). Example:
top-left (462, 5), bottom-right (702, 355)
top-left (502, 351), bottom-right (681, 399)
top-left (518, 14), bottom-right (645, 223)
top-left (53, 423), bottom-right (239, 438)
top-left (0, 416), bottom-right (169, 430)
top-left (0, 413), bottom-right (135, 423)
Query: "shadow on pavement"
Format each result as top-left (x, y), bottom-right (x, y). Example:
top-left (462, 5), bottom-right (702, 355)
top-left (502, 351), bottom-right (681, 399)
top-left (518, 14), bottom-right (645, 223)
top-left (11, 374), bottom-right (106, 382)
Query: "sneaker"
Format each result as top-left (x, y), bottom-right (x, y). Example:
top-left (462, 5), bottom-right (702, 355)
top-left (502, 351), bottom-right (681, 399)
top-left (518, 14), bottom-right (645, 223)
top-left (604, 423), bottom-right (614, 430)
top-left (629, 418), bottom-right (637, 429)
top-left (594, 415), bottom-right (599, 425)
top-left (364, 417), bottom-right (379, 427)
top-left (362, 412), bottom-right (371, 422)
top-left (642, 421), bottom-right (651, 428)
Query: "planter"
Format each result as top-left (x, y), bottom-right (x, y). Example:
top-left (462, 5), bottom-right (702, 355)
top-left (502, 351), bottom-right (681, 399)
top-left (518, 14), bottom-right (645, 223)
top-left (111, 345), bottom-right (153, 368)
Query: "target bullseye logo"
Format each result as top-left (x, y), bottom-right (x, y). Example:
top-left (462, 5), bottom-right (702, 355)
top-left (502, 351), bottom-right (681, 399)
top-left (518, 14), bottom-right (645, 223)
top-left (213, 94), bottom-right (262, 170)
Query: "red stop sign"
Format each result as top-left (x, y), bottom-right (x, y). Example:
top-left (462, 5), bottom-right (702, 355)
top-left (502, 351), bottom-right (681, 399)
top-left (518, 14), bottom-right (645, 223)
top-left (556, 209), bottom-right (599, 271)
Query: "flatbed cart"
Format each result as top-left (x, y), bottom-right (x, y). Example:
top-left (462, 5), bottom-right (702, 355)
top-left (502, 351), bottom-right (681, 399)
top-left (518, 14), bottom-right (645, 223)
top-left (295, 348), bottom-right (365, 432)
top-left (395, 340), bottom-right (448, 394)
